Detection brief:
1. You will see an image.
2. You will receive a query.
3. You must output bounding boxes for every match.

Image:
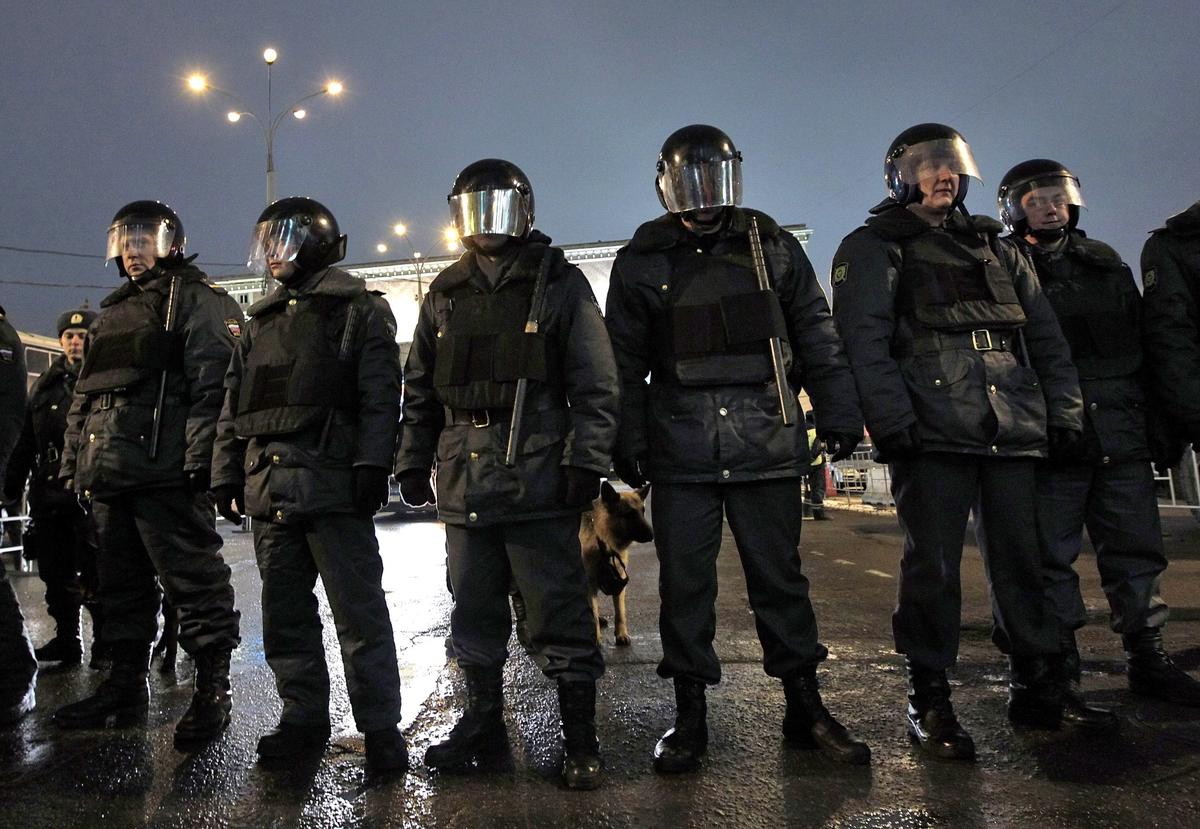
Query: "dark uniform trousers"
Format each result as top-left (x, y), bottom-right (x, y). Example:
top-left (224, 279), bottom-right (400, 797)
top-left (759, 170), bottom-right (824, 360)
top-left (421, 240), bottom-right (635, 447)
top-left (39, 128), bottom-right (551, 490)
top-left (30, 508), bottom-right (97, 623)
top-left (891, 453), bottom-right (1060, 669)
top-left (92, 488), bottom-right (239, 652)
top-left (0, 567), bottom-right (37, 702)
top-left (806, 464), bottom-right (827, 516)
top-left (252, 513), bottom-right (402, 732)
top-left (1036, 460), bottom-right (1168, 635)
top-left (446, 515), bottom-right (603, 682)
top-left (653, 478), bottom-right (827, 685)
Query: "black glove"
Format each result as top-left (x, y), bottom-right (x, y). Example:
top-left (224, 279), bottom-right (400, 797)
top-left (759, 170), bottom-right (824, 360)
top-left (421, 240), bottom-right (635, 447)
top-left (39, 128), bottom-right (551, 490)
top-left (819, 431), bottom-right (861, 463)
top-left (211, 483), bottom-right (245, 524)
top-left (612, 453), bottom-right (648, 488)
top-left (561, 467), bottom-right (601, 509)
top-left (1047, 427), bottom-right (1083, 462)
top-left (872, 424), bottom-right (922, 463)
top-left (187, 468), bottom-right (211, 495)
top-left (397, 469), bottom-right (436, 507)
top-left (354, 466), bottom-right (391, 515)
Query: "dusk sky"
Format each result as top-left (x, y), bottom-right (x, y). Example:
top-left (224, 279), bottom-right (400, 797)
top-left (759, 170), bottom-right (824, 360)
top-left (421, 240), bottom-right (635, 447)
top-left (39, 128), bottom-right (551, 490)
top-left (3, 0), bottom-right (1197, 336)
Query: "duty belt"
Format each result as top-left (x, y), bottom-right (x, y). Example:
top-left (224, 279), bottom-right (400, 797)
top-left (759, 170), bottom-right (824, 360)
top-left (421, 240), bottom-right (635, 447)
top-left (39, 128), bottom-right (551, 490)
top-left (445, 407), bottom-right (511, 428)
top-left (94, 390), bottom-right (185, 410)
top-left (902, 328), bottom-right (1016, 357)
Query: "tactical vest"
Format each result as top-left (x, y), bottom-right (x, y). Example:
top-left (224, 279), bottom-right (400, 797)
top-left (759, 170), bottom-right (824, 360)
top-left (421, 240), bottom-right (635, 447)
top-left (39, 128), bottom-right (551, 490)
top-left (652, 245), bottom-right (789, 386)
top-left (75, 284), bottom-right (180, 396)
top-left (234, 293), bottom-right (360, 437)
top-left (1034, 238), bottom-right (1142, 379)
top-left (432, 267), bottom-right (556, 411)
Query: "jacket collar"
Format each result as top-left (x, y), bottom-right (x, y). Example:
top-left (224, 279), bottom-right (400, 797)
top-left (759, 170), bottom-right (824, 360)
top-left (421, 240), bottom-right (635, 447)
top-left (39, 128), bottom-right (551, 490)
top-left (1163, 200), bottom-right (1200, 236)
top-left (247, 267), bottom-right (365, 316)
top-left (626, 207), bottom-right (780, 254)
top-left (428, 230), bottom-right (556, 294)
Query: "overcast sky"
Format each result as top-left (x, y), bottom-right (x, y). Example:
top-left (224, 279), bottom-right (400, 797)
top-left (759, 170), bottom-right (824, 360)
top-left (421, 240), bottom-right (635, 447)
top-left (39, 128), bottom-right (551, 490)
top-left (2, 0), bottom-right (1197, 335)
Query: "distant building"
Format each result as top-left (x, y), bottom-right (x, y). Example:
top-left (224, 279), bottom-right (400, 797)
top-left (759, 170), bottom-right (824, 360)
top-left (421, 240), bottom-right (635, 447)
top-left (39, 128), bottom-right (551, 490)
top-left (15, 330), bottom-right (62, 390)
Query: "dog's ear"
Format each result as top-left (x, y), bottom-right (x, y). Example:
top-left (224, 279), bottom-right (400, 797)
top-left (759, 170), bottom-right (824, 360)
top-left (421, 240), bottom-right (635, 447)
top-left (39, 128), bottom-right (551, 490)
top-left (637, 484), bottom-right (650, 501)
top-left (601, 480), bottom-right (621, 506)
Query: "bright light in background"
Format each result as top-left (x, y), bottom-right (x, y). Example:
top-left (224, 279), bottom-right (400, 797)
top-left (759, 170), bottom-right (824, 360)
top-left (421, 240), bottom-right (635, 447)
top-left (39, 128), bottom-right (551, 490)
top-left (262, 47), bottom-right (277, 64)
top-left (325, 80), bottom-right (343, 95)
top-left (226, 111), bottom-right (241, 123)
top-left (443, 226), bottom-right (459, 250)
top-left (376, 243), bottom-right (388, 253)
top-left (292, 108), bottom-right (306, 120)
top-left (186, 74), bottom-right (207, 92)
top-left (393, 223), bottom-right (407, 236)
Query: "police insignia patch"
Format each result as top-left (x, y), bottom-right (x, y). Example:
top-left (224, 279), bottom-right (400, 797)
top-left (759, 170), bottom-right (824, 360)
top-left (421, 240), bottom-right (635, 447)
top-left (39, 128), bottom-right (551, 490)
top-left (0, 347), bottom-right (13, 363)
top-left (225, 319), bottom-right (242, 338)
top-left (832, 263), bottom-right (849, 286)
top-left (70, 312), bottom-right (84, 325)
top-left (1143, 269), bottom-right (1157, 290)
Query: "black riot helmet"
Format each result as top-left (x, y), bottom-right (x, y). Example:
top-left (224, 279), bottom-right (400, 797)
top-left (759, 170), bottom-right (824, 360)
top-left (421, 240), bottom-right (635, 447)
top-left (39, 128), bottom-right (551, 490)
top-left (247, 196), bottom-right (347, 279)
top-left (997, 159), bottom-right (1085, 237)
top-left (105, 200), bottom-right (186, 275)
top-left (447, 159), bottom-right (535, 245)
top-left (656, 124), bottom-right (743, 214)
top-left (884, 123), bottom-right (981, 208)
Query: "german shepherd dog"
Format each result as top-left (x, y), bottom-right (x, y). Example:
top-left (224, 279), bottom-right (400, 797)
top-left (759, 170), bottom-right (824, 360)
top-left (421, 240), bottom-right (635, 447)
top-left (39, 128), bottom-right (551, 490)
top-left (580, 482), bottom-right (653, 646)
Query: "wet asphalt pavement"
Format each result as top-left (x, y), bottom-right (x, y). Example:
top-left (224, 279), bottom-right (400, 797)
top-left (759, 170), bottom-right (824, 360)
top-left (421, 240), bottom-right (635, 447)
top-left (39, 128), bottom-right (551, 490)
top-left (2, 503), bottom-right (1199, 828)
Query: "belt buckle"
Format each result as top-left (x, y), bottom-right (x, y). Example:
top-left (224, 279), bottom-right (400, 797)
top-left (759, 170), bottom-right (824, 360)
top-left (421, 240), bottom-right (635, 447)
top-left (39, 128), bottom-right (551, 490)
top-left (98, 392), bottom-right (114, 410)
top-left (971, 329), bottom-right (993, 351)
top-left (471, 410), bottom-right (491, 428)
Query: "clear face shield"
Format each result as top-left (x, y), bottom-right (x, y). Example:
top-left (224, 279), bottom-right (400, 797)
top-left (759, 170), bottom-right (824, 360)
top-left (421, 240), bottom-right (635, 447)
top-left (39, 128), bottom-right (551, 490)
top-left (1000, 175), bottom-right (1085, 225)
top-left (247, 217), bottom-right (311, 277)
top-left (105, 219), bottom-right (174, 265)
top-left (449, 188), bottom-right (531, 239)
top-left (889, 136), bottom-right (982, 192)
top-left (657, 157), bottom-right (743, 214)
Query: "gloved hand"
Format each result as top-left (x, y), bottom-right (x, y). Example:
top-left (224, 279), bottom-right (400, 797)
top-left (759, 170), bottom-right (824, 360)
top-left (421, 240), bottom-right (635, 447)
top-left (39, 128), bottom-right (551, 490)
top-left (354, 466), bottom-right (392, 515)
top-left (211, 483), bottom-right (245, 524)
top-left (397, 469), bottom-right (436, 507)
top-left (872, 424), bottom-right (922, 462)
top-left (561, 467), bottom-right (601, 509)
top-left (187, 468), bottom-right (211, 495)
top-left (819, 431), bottom-right (861, 463)
top-left (1047, 427), bottom-right (1083, 462)
top-left (612, 453), bottom-right (648, 488)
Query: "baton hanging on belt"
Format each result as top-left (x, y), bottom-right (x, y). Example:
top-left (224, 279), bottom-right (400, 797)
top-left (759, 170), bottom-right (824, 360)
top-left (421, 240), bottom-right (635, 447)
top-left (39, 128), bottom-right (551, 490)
top-left (505, 247), bottom-right (556, 467)
top-left (747, 215), bottom-right (796, 427)
top-left (148, 274), bottom-right (179, 460)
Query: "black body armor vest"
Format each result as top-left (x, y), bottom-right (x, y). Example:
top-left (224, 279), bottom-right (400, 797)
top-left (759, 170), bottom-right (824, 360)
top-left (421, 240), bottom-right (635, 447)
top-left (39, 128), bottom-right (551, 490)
top-left (75, 286), bottom-right (180, 395)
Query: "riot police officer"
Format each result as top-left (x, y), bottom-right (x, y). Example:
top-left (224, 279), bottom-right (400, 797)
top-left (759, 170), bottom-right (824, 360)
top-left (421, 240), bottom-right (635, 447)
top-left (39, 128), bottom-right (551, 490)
top-left (606, 125), bottom-right (870, 773)
top-left (210, 197), bottom-right (408, 777)
top-left (1000, 160), bottom-right (1199, 710)
top-left (832, 125), bottom-right (1084, 759)
top-left (55, 201), bottom-right (242, 749)
top-left (5, 306), bottom-right (103, 669)
top-left (396, 159), bottom-right (617, 790)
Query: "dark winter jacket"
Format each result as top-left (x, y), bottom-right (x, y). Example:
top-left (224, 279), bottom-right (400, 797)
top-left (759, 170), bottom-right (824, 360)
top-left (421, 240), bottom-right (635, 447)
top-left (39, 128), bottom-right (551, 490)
top-left (605, 208), bottom-right (862, 483)
top-left (395, 232), bottom-right (619, 526)
top-left (211, 267), bottom-right (401, 523)
top-left (831, 206), bottom-right (1082, 457)
top-left (5, 355), bottom-right (82, 512)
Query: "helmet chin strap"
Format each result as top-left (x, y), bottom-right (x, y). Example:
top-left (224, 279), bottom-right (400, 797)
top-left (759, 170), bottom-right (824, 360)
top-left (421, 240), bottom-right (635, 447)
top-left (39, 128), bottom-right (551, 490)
top-left (1032, 226), bottom-right (1068, 242)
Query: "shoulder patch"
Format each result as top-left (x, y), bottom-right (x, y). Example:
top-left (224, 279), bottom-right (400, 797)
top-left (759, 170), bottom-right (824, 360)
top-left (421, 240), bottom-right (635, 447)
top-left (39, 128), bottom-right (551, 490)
top-left (202, 279), bottom-right (229, 295)
top-left (1143, 269), bottom-right (1157, 290)
top-left (225, 319), bottom-right (242, 338)
top-left (832, 262), bottom-right (849, 286)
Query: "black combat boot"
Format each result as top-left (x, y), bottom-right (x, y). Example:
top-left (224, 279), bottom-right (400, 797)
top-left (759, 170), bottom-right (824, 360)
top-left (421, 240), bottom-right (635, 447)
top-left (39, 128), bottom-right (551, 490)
top-left (424, 665), bottom-right (507, 770)
top-left (557, 678), bottom-right (603, 790)
top-left (1124, 627), bottom-right (1200, 707)
top-left (782, 667), bottom-right (871, 765)
top-left (1007, 655), bottom-right (1064, 729)
top-left (173, 647), bottom-right (233, 748)
top-left (654, 678), bottom-right (708, 774)
top-left (54, 640), bottom-right (150, 729)
top-left (365, 724), bottom-right (409, 778)
top-left (86, 605), bottom-right (111, 671)
top-left (905, 660), bottom-right (975, 760)
top-left (256, 721), bottom-right (332, 758)
top-left (35, 610), bottom-right (83, 666)
top-left (1057, 631), bottom-right (1118, 731)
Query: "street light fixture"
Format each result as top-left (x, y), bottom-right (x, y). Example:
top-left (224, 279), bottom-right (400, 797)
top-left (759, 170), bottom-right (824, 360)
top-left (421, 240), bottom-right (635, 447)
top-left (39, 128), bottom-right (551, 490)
top-left (184, 49), bottom-right (344, 205)
top-left (393, 222), bottom-right (430, 301)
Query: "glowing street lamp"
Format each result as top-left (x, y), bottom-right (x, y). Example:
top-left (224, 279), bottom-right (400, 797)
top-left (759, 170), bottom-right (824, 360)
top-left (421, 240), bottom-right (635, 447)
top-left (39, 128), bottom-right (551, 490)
top-left (443, 225), bottom-right (461, 251)
top-left (393, 222), bottom-right (430, 301)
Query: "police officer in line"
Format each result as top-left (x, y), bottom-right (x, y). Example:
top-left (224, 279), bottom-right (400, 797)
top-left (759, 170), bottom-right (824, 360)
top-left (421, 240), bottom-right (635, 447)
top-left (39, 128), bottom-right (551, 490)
top-left (831, 125), bottom-right (1087, 760)
top-left (606, 125), bottom-right (870, 773)
top-left (1000, 162), bottom-right (1200, 711)
top-left (0, 306), bottom-right (38, 726)
top-left (210, 197), bottom-right (409, 777)
top-left (55, 201), bottom-right (242, 748)
top-left (396, 159), bottom-right (617, 790)
top-left (5, 306), bottom-right (105, 669)
top-left (804, 411), bottom-right (830, 520)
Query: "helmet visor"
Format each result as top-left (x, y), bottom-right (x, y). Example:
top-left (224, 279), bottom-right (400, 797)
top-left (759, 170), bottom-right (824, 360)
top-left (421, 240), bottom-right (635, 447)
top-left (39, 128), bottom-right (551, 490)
top-left (890, 136), bottom-right (982, 188)
top-left (450, 188), bottom-right (530, 238)
top-left (247, 217), bottom-right (310, 277)
top-left (105, 219), bottom-right (175, 263)
top-left (658, 158), bottom-right (742, 213)
top-left (1001, 174), bottom-right (1085, 224)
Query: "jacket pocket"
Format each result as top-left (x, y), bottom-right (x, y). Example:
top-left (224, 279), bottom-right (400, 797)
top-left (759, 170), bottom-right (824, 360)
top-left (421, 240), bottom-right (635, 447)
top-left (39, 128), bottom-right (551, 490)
top-left (901, 351), bottom-right (983, 447)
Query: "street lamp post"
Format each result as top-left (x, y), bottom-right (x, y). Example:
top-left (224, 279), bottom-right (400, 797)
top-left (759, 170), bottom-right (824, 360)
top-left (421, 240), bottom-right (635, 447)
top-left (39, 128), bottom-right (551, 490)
top-left (393, 224), bottom-right (426, 301)
top-left (185, 49), bottom-right (343, 206)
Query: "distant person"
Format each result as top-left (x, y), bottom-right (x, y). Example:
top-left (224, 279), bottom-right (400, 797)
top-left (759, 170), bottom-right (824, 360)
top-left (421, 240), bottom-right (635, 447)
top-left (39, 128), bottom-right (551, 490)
top-left (605, 125), bottom-right (869, 773)
top-left (804, 411), bottom-right (829, 520)
top-left (5, 307), bottom-right (105, 669)
top-left (396, 159), bottom-right (617, 790)
top-left (0, 305), bottom-right (37, 725)
top-left (831, 125), bottom-right (1085, 759)
top-left (210, 197), bottom-right (408, 778)
top-left (55, 201), bottom-right (242, 750)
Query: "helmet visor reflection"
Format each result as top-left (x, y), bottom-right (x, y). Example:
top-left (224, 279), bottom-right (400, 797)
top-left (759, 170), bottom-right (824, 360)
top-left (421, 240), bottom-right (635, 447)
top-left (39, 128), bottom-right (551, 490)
top-left (247, 218), bottom-right (310, 276)
top-left (658, 158), bottom-right (742, 213)
top-left (105, 220), bottom-right (174, 263)
top-left (1001, 175), bottom-right (1085, 223)
top-left (449, 189), bottom-right (530, 238)
top-left (890, 137), bottom-right (982, 187)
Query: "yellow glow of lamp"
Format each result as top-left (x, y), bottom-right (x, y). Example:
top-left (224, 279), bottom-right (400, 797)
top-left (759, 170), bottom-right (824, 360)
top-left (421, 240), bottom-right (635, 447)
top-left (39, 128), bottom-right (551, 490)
top-left (326, 81), bottom-right (344, 96)
top-left (186, 74), bottom-right (207, 92)
top-left (263, 48), bottom-right (278, 64)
